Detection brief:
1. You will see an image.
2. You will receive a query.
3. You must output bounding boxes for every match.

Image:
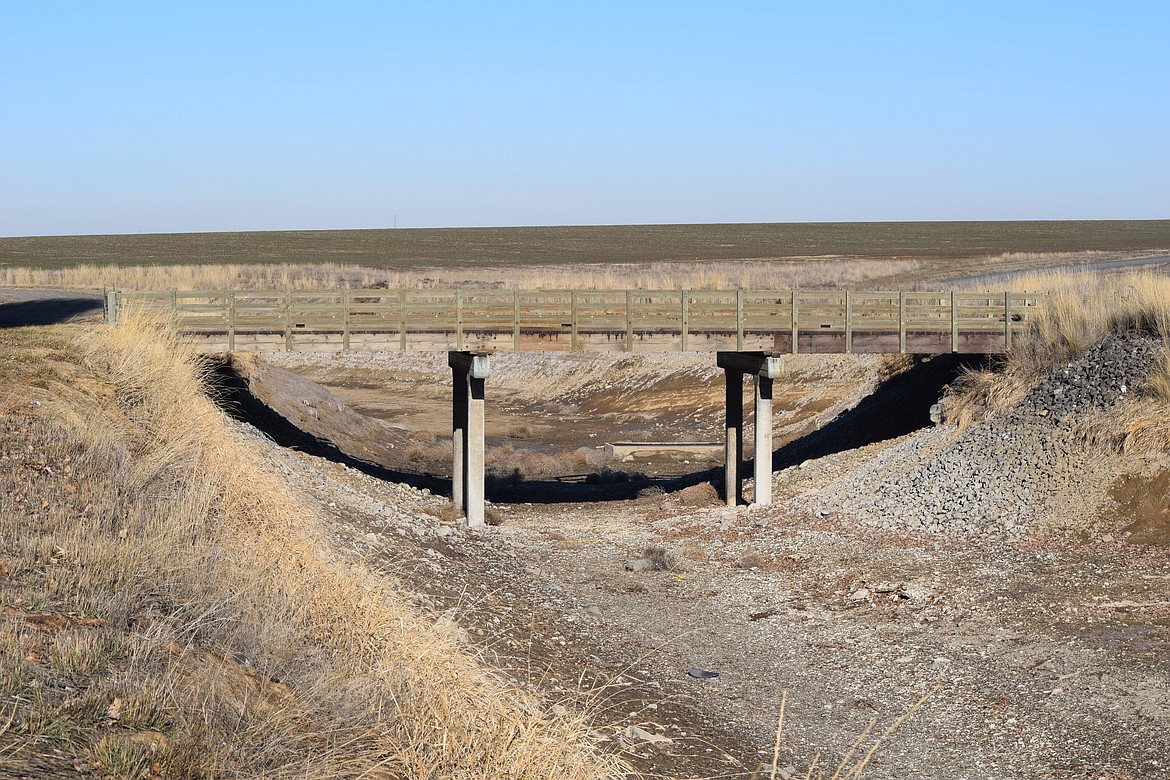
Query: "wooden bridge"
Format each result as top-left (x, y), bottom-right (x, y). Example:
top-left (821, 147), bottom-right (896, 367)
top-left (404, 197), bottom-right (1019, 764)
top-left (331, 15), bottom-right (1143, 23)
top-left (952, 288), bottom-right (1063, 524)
top-left (109, 288), bottom-right (1037, 354)
top-left (107, 287), bottom-right (1037, 527)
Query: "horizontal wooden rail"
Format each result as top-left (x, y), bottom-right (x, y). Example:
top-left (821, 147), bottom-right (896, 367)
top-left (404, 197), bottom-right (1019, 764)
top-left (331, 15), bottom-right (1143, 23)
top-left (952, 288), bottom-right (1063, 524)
top-left (112, 288), bottom-right (1042, 355)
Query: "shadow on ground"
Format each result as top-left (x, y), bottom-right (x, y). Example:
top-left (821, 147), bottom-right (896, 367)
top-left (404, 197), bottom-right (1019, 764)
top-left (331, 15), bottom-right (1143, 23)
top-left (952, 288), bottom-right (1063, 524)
top-left (764, 353), bottom-right (991, 471)
top-left (208, 353), bottom-right (990, 506)
top-left (209, 361), bottom-right (449, 494)
top-left (0, 298), bottom-right (105, 328)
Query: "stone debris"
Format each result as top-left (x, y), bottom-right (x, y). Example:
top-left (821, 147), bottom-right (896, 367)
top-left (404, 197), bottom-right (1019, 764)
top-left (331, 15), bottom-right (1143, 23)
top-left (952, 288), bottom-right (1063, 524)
top-left (622, 725), bottom-right (673, 745)
top-left (808, 332), bottom-right (1164, 534)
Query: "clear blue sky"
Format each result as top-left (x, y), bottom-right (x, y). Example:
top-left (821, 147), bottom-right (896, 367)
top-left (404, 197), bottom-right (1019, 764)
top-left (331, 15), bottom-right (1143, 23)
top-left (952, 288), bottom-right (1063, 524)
top-left (2, 1), bottom-right (1167, 236)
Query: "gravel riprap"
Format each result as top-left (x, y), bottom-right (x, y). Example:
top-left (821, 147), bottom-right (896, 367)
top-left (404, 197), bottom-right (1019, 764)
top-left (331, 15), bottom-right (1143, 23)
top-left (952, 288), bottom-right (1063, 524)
top-left (807, 332), bottom-right (1165, 534)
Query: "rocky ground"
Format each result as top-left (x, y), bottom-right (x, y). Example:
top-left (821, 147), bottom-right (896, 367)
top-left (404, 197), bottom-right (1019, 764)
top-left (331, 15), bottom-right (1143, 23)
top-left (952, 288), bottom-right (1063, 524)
top-left (813, 333), bottom-right (1166, 536)
top-left (215, 338), bottom-right (1170, 779)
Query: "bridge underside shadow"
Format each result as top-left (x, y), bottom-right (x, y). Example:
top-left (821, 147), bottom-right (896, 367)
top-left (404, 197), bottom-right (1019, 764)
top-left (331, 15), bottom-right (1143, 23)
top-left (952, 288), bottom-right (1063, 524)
top-left (208, 360), bottom-right (448, 494)
top-left (759, 352), bottom-right (991, 473)
top-left (553, 352), bottom-right (994, 505)
top-left (208, 358), bottom-right (684, 505)
top-left (206, 353), bottom-right (989, 511)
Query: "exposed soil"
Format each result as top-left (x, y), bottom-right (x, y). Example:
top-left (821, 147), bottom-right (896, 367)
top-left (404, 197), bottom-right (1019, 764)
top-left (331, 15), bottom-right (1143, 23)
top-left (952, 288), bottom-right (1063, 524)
top-left (211, 346), bottom-right (1170, 779)
top-left (1111, 470), bottom-right (1170, 546)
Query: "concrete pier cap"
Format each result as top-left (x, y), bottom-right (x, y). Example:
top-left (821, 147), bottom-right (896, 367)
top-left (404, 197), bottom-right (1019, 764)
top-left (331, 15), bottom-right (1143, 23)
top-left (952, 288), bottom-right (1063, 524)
top-left (716, 351), bottom-right (783, 378)
top-left (448, 350), bottom-right (492, 379)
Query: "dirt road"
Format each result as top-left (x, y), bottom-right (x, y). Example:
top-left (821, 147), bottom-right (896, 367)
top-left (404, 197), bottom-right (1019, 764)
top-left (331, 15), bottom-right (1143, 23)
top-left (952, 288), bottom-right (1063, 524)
top-left (0, 287), bottom-right (104, 327)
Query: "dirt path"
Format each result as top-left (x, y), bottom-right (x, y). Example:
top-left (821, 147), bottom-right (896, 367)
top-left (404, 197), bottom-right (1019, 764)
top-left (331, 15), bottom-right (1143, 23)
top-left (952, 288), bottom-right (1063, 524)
top-left (943, 254), bottom-right (1170, 290)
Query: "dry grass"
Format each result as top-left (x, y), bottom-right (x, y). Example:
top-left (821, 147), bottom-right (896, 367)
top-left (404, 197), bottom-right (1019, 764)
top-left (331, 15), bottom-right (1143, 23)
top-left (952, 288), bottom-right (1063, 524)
top-left (946, 270), bottom-right (1170, 438)
top-left (0, 257), bottom-right (920, 292)
top-left (0, 312), bottom-right (628, 778)
top-left (640, 546), bottom-right (683, 572)
top-left (485, 445), bottom-right (573, 481)
top-left (507, 423), bottom-right (534, 440)
top-left (749, 683), bottom-right (940, 780)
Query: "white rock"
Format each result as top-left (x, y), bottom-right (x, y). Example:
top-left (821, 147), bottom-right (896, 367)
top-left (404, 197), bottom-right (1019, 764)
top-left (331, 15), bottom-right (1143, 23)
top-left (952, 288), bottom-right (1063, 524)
top-left (622, 725), bottom-right (673, 745)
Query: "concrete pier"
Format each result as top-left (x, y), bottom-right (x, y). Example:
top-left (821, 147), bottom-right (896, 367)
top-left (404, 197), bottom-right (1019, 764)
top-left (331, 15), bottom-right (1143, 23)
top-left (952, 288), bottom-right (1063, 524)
top-left (449, 351), bottom-right (491, 527)
top-left (717, 352), bottom-right (782, 506)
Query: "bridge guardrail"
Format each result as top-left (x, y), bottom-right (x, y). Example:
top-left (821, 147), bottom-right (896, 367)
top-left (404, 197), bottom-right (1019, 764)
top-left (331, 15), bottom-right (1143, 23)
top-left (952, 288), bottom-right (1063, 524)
top-left (111, 288), bottom-right (1043, 354)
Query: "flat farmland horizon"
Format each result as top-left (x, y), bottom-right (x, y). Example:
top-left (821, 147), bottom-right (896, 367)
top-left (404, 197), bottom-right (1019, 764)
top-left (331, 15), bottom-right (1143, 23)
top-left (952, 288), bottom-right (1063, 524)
top-left (2, 220), bottom-right (1169, 271)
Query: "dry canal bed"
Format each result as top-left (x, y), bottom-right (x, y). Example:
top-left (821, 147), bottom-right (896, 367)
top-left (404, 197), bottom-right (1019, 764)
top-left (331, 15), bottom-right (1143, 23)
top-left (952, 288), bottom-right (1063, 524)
top-left (230, 349), bottom-right (1170, 779)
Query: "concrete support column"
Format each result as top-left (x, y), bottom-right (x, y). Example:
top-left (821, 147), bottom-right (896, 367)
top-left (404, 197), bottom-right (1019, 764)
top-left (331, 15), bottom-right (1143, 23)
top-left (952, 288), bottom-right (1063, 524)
top-left (723, 369), bottom-right (744, 506)
top-left (717, 352), bottom-right (782, 507)
top-left (754, 373), bottom-right (774, 505)
top-left (451, 368), bottom-right (467, 514)
top-left (449, 351), bottom-right (492, 528)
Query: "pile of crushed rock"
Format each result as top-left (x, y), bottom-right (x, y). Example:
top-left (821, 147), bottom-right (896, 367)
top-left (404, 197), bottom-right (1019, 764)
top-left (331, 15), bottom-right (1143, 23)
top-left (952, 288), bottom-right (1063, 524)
top-left (804, 331), bottom-right (1164, 534)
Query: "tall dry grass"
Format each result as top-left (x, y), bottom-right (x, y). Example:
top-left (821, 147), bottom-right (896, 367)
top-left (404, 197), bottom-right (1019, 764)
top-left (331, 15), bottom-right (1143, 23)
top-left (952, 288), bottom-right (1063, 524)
top-left (945, 270), bottom-right (1170, 439)
top-left (0, 311), bottom-right (628, 778)
top-left (0, 257), bottom-right (919, 292)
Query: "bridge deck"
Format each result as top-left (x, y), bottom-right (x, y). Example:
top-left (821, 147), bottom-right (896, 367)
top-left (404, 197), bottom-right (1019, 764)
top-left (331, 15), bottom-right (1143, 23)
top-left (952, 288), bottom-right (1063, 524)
top-left (113, 288), bottom-right (1038, 354)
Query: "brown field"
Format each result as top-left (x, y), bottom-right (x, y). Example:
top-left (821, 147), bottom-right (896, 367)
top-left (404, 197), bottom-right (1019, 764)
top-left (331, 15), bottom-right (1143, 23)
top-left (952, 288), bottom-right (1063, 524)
top-left (2, 220), bottom-right (1169, 271)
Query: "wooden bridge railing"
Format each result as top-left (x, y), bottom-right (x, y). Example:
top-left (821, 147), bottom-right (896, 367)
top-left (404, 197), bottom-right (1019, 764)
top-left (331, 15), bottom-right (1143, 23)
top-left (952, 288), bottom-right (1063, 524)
top-left (111, 288), bottom-right (1041, 354)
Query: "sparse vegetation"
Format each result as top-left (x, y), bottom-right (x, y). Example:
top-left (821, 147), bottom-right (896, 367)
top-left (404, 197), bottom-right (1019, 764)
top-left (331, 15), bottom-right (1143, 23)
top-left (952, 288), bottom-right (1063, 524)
top-left (507, 423), bottom-right (534, 439)
top-left (0, 313), bottom-right (628, 778)
top-left (583, 467), bottom-right (643, 486)
top-left (0, 257), bottom-right (921, 292)
top-left (641, 546), bottom-right (683, 571)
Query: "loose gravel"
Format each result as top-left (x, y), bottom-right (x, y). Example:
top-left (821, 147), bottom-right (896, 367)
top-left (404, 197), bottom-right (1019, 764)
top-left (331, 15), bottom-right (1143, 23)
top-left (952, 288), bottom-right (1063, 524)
top-left (811, 332), bottom-right (1165, 534)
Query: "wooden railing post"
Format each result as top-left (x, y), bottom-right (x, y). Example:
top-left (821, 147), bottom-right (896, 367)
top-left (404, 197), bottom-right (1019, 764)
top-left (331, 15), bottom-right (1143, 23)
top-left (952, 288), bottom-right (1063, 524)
top-left (456, 290), bottom-right (464, 350)
top-left (513, 290), bottom-right (521, 351)
top-left (950, 291), bottom-right (958, 353)
top-left (570, 290), bottom-right (579, 352)
top-left (228, 291), bottom-right (236, 352)
top-left (790, 290), bottom-right (799, 354)
top-left (342, 290), bottom-right (350, 351)
top-left (680, 290), bottom-right (689, 352)
top-left (398, 290), bottom-right (407, 351)
top-left (283, 291), bottom-right (292, 351)
top-left (736, 290), bottom-right (744, 351)
top-left (844, 290), bottom-right (853, 353)
top-left (625, 290), bottom-right (633, 352)
top-left (1004, 291), bottom-right (1012, 351)
top-left (898, 291), bottom-right (906, 354)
